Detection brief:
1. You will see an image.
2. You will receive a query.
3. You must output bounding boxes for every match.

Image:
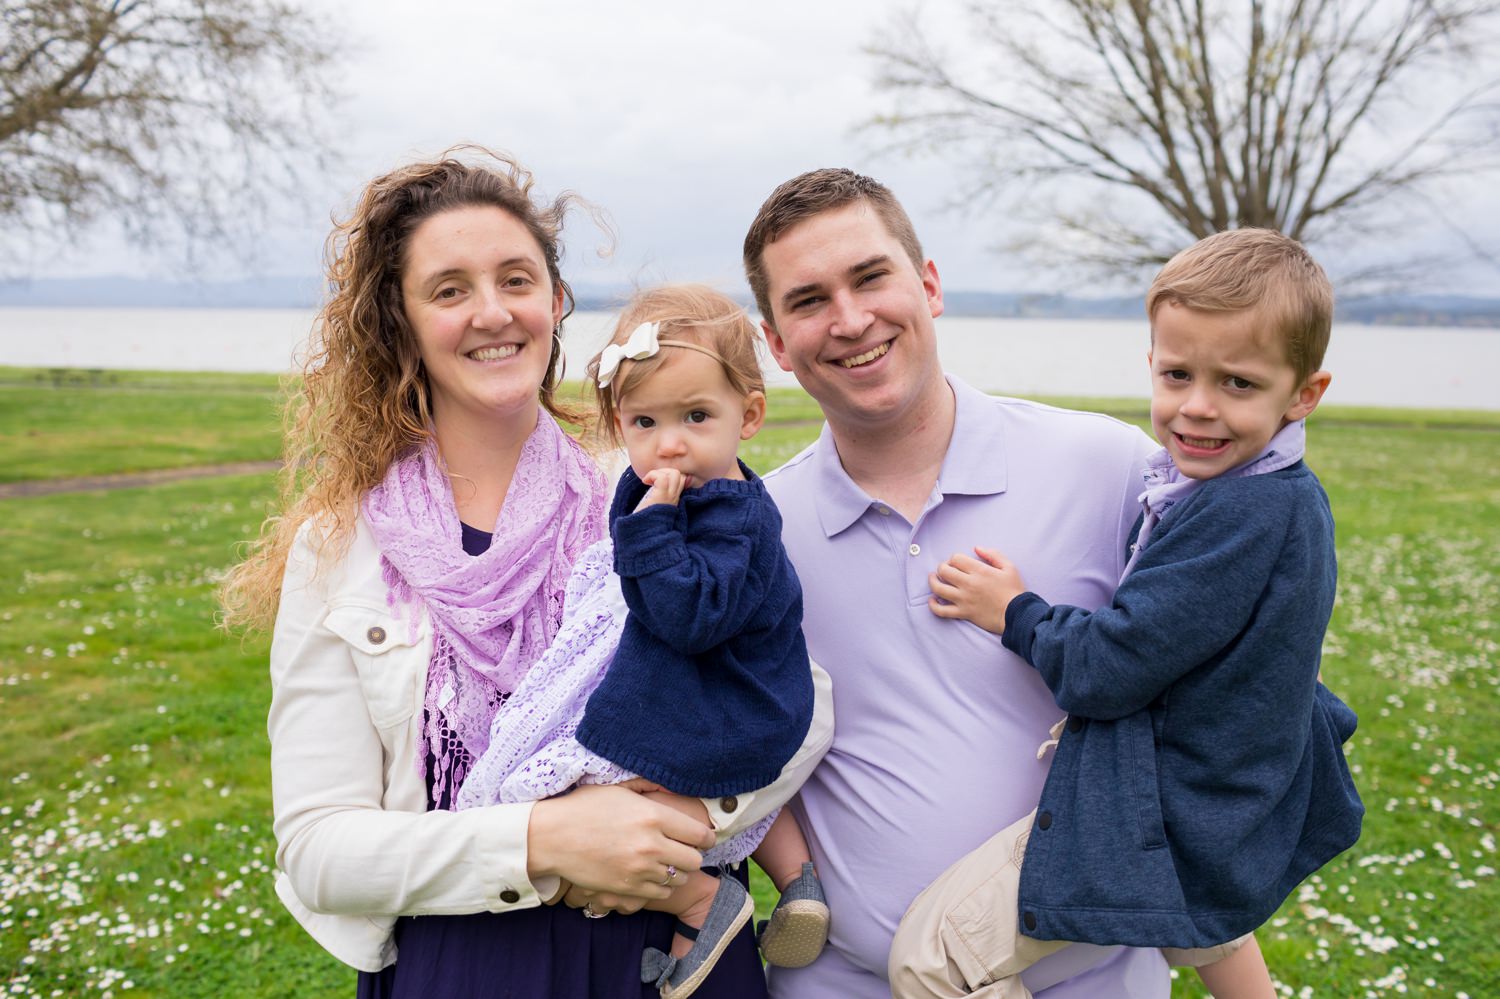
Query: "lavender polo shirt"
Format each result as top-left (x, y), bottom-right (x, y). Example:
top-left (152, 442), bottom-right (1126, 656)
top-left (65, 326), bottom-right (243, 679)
top-left (763, 377), bottom-right (1168, 998)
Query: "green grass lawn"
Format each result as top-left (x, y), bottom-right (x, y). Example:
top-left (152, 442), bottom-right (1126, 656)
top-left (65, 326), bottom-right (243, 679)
top-left (0, 368), bottom-right (284, 483)
top-left (1, 369), bottom-right (1496, 997)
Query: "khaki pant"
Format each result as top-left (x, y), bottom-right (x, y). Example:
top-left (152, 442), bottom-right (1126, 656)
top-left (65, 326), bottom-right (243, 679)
top-left (888, 809), bottom-right (1248, 998)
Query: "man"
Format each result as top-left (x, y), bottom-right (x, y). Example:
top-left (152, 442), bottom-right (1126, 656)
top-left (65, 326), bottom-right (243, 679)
top-left (745, 169), bottom-right (1170, 997)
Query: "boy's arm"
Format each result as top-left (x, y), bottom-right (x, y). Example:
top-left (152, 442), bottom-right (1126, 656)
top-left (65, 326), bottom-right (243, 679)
top-left (612, 493), bottom-right (765, 655)
top-left (1005, 489), bottom-right (1288, 719)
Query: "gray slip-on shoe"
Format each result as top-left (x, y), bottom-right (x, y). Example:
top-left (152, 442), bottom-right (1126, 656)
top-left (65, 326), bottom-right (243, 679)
top-left (640, 874), bottom-right (755, 998)
top-left (756, 862), bottom-right (829, 968)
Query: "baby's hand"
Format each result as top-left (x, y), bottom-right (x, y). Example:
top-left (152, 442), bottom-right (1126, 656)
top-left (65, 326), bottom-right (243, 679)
top-left (617, 777), bottom-right (667, 794)
top-left (928, 546), bottom-right (1027, 635)
top-left (635, 468), bottom-right (687, 511)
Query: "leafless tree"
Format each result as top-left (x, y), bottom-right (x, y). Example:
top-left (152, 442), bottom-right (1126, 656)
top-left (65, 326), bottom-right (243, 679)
top-left (867, 0), bottom-right (1500, 282)
top-left (0, 0), bottom-right (339, 267)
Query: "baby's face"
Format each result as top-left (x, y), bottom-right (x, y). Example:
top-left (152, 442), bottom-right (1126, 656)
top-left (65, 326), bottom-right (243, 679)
top-left (1148, 303), bottom-right (1321, 479)
top-left (615, 349), bottom-right (763, 489)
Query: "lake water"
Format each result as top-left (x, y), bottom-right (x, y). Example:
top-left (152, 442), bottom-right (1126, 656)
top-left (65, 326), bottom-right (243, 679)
top-left (2, 307), bottom-right (1497, 410)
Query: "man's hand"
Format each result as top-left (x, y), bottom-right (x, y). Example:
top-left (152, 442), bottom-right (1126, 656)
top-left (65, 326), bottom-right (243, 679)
top-left (635, 467), bottom-right (687, 511)
top-left (928, 546), bottom-right (1027, 635)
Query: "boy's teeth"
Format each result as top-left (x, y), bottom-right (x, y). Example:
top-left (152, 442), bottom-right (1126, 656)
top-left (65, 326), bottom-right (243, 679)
top-left (1182, 435), bottom-right (1225, 448)
top-left (469, 345), bottom-right (518, 361)
top-left (839, 342), bottom-right (890, 368)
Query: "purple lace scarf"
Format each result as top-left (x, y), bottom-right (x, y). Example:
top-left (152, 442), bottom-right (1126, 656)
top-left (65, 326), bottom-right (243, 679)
top-left (363, 410), bottom-right (606, 806)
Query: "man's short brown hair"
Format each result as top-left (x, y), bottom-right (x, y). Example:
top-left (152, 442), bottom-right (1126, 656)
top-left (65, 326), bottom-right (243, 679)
top-left (743, 168), bottom-right (924, 327)
top-left (1147, 228), bottom-right (1334, 381)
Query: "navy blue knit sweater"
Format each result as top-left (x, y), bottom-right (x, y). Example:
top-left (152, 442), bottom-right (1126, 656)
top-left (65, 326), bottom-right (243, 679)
top-left (575, 463), bottom-right (813, 797)
top-left (1003, 462), bottom-right (1364, 949)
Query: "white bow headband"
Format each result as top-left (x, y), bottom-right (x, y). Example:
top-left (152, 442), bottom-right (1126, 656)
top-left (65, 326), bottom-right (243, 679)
top-left (595, 321), bottom-right (729, 389)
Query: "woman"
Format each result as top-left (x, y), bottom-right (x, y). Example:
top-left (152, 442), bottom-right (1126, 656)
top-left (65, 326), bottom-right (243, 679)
top-left (221, 147), bottom-right (832, 996)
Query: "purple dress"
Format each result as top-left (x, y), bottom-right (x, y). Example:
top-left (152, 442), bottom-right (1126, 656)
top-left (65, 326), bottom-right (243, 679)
top-left (355, 523), bottom-right (767, 999)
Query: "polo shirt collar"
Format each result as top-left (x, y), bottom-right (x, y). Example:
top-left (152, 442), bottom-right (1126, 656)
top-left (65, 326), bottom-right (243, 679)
top-left (811, 375), bottom-right (1009, 538)
top-left (938, 376), bottom-right (1009, 497)
top-left (811, 422), bottom-right (873, 538)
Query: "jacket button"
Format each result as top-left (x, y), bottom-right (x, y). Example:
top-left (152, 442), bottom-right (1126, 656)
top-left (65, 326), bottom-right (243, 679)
top-left (719, 796), bottom-right (739, 813)
top-left (1067, 717), bottom-right (1083, 734)
top-left (499, 888), bottom-right (520, 904)
top-left (1037, 811), bottom-right (1053, 831)
top-left (367, 626), bottom-right (387, 645)
top-left (1023, 912), bottom-right (1037, 931)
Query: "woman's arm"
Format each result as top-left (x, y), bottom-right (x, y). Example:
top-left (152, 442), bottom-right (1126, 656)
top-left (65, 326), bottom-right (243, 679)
top-left (268, 533), bottom-right (545, 916)
top-left (269, 527), bottom-right (717, 918)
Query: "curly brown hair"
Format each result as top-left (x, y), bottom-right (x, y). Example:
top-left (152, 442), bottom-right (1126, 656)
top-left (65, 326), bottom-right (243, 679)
top-left (220, 146), bottom-right (594, 632)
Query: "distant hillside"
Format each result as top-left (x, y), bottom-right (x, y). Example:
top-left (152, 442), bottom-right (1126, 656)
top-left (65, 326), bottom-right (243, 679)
top-left (2, 277), bottom-right (1497, 327)
top-left (0, 275), bottom-right (326, 309)
top-left (1337, 294), bottom-right (1500, 328)
top-left (941, 292), bottom-right (1141, 318)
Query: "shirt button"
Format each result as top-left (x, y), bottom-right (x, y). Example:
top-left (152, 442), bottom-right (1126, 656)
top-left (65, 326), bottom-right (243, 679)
top-left (1037, 811), bottom-right (1053, 831)
top-left (366, 626), bottom-right (386, 645)
top-left (875, 505), bottom-right (890, 516)
top-left (719, 796), bottom-right (739, 813)
top-left (1023, 912), bottom-right (1037, 932)
top-left (499, 888), bottom-right (520, 904)
top-left (1068, 717), bottom-right (1084, 734)
top-left (908, 543), bottom-right (921, 557)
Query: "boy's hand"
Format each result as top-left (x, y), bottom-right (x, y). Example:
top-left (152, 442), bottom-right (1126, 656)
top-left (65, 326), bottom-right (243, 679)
top-left (635, 468), bottom-right (687, 511)
top-left (928, 546), bottom-right (1027, 635)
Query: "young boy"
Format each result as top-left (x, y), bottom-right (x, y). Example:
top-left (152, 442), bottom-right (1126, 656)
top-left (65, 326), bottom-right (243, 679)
top-left (888, 229), bottom-right (1365, 999)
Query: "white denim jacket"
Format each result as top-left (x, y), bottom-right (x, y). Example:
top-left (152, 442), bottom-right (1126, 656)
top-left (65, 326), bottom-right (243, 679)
top-left (268, 516), bottom-right (834, 972)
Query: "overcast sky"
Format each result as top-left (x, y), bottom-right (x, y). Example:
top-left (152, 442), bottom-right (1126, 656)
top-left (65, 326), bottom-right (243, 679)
top-left (33, 0), bottom-right (1500, 297)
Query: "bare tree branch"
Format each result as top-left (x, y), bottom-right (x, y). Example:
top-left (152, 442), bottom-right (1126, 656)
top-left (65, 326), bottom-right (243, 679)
top-left (0, 0), bottom-right (343, 270)
top-left (864, 0), bottom-right (1500, 284)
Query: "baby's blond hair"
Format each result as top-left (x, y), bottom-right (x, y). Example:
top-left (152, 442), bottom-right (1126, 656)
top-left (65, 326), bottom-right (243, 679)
top-left (588, 285), bottom-right (765, 447)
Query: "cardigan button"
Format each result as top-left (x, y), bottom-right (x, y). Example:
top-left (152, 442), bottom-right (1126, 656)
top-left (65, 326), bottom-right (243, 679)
top-left (719, 796), bottom-right (739, 813)
top-left (1067, 717), bottom-right (1083, 734)
top-left (1023, 912), bottom-right (1037, 932)
top-left (499, 889), bottom-right (521, 904)
top-left (366, 626), bottom-right (387, 645)
top-left (1037, 811), bottom-right (1053, 831)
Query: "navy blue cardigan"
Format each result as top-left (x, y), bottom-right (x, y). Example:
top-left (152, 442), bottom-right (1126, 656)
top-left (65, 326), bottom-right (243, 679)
top-left (1002, 462), bottom-right (1364, 948)
top-left (576, 463), bottom-right (813, 797)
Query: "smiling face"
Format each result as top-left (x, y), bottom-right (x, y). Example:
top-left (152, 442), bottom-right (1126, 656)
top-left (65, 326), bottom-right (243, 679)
top-left (1149, 302), bottom-right (1330, 479)
top-left (400, 205), bottom-right (564, 436)
top-left (615, 348), bottom-right (766, 489)
top-left (759, 203), bottom-right (947, 437)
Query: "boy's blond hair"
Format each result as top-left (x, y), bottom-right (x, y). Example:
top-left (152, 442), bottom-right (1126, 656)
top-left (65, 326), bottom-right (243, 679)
top-left (587, 284), bottom-right (765, 447)
top-left (1146, 229), bottom-right (1333, 381)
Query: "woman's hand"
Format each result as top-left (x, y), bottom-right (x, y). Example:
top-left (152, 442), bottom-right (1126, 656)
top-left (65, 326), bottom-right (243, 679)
top-left (527, 784), bottom-right (712, 912)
